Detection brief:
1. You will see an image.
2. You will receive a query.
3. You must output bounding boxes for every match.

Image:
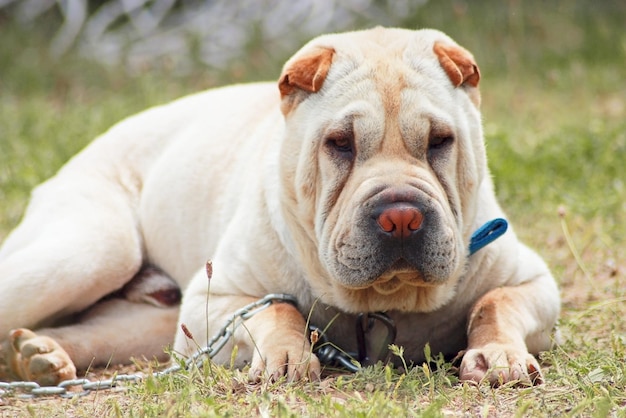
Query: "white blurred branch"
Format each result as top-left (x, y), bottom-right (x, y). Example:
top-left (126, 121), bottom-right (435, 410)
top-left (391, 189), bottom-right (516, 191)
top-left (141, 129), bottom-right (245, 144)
top-left (2, 0), bottom-right (427, 73)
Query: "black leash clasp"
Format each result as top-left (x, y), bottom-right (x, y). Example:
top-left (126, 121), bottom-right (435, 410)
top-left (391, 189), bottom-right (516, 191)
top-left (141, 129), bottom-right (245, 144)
top-left (355, 312), bottom-right (397, 366)
top-left (310, 325), bottom-right (361, 372)
top-left (311, 311), bottom-right (397, 372)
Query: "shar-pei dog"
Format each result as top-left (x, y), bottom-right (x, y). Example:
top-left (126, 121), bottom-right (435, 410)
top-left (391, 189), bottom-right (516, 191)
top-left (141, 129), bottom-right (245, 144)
top-left (0, 27), bottom-right (560, 387)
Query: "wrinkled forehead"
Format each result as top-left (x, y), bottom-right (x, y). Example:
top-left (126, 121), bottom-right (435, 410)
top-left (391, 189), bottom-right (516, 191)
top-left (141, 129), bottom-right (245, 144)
top-left (312, 27), bottom-right (454, 77)
top-left (324, 29), bottom-right (453, 85)
top-left (317, 35), bottom-right (456, 120)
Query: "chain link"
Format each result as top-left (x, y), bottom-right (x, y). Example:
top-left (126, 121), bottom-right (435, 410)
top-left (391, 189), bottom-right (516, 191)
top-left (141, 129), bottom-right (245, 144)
top-left (0, 293), bottom-right (297, 399)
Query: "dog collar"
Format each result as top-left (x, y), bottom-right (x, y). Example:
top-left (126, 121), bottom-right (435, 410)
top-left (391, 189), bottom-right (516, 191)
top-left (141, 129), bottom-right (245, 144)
top-left (468, 218), bottom-right (508, 256)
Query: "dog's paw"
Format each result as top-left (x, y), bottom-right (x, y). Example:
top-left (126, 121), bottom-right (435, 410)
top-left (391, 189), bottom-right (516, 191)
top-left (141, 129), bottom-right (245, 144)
top-left (459, 343), bottom-right (543, 386)
top-left (248, 342), bottom-right (321, 383)
top-left (8, 329), bottom-right (77, 385)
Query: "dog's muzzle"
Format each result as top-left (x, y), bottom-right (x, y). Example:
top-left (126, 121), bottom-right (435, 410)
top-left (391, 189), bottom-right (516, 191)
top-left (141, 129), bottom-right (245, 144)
top-left (329, 186), bottom-right (459, 290)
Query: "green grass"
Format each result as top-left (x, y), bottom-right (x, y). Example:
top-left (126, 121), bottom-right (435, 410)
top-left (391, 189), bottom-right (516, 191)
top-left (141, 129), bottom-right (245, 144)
top-left (1, 1), bottom-right (626, 416)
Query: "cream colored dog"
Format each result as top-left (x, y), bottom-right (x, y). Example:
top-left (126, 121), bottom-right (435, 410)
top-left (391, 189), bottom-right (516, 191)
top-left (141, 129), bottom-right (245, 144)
top-left (0, 28), bottom-right (559, 386)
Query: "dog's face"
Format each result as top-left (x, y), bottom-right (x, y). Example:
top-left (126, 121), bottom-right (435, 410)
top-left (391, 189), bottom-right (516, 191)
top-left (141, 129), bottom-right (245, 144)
top-left (279, 28), bottom-right (487, 313)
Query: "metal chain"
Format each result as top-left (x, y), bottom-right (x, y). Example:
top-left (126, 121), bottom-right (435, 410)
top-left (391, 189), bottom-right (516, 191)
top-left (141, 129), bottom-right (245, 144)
top-left (0, 293), bottom-right (297, 400)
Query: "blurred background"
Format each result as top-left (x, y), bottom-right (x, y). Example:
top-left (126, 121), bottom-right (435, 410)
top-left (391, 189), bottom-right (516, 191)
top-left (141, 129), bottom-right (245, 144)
top-left (1, 0), bottom-right (625, 287)
top-left (0, 0), bottom-right (430, 75)
top-left (2, 0), bottom-right (625, 80)
top-left (1, 3), bottom-right (625, 412)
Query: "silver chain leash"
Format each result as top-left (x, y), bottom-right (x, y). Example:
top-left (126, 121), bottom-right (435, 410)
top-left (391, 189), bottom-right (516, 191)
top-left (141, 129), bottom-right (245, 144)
top-left (0, 293), bottom-right (297, 400)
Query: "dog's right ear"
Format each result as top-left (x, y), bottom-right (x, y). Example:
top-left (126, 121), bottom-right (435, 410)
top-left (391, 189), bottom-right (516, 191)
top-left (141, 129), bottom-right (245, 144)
top-left (278, 46), bottom-right (335, 114)
top-left (433, 41), bottom-right (481, 107)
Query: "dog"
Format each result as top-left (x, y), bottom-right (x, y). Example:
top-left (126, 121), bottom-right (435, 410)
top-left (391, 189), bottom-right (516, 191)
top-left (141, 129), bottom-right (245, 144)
top-left (0, 27), bottom-right (560, 386)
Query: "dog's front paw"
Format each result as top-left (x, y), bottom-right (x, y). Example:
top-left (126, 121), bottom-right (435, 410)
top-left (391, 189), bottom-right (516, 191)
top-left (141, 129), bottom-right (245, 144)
top-left (248, 340), bottom-right (321, 383)
top-left (8, 329), bottom-right (77, 385)
top-left (459, 343), bottom-right (543, 386)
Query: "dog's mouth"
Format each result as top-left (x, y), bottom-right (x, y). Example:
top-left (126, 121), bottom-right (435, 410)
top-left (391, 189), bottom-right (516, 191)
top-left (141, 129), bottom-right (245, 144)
top-left (371, 261), bottom-right (437, 295)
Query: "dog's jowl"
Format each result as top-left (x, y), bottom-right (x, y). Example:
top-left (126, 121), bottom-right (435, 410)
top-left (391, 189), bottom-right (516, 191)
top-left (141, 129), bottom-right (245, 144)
top-left (0, 28), bottom-right (560, 386)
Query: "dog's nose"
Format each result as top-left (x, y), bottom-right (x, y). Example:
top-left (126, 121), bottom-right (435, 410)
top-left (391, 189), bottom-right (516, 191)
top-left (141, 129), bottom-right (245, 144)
top-left (376, 205), bottom-right (423, 239)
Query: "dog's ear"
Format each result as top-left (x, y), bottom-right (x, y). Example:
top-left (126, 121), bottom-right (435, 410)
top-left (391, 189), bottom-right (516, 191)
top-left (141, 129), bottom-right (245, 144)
top-left (433, 41), bottom-right (481, 106)
top-left (279, 47), bottom-right (335, 113)
top-left (433, 42), bottom-right (480, 88)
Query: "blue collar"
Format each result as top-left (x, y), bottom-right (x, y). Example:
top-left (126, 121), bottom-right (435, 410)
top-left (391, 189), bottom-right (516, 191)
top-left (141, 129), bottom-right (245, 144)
top-left (468, 218), bottom-right (508, 256)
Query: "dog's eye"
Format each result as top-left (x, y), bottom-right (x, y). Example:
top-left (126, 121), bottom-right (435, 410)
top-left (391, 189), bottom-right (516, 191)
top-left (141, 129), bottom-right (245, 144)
top-left (429, 135), bottom-right (454, 150)
top-left (326, 133), bottom-right (354, 158)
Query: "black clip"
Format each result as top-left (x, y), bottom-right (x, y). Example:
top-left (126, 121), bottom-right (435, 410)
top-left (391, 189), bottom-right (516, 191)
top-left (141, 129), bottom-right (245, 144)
top-left (355, 312), bottom-right (397, 366)
top-left (310, 325), bottom-right (361, 372)
top-left (310, 311), bottom-right (397, 372)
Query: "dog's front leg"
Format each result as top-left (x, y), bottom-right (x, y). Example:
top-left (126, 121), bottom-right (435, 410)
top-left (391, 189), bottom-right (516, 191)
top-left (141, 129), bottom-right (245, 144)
top-left (240, 301), bottom-right (320, 382)
top-left (460, 270), bottom-right (560, 386)
top-left (175, 272), bottom-right (320, 382)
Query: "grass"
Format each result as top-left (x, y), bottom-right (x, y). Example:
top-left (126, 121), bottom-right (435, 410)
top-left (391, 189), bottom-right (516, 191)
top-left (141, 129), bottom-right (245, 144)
top-left (1, 0), bottom-right (625, 416)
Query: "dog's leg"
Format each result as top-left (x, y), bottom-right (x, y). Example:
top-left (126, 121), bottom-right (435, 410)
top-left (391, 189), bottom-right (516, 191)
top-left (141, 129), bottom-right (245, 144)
top-left (0, 179), bottom-right (147, 383)
top-left (1, 264), bottom-right (180, 385)
top-left (459, 262), bottom-right (560, 386)
top-left (0, 179), bottom-right (144, 336)
top-left (5, 299), bottom-right (179, 385)
top-left (40, 299), bottom-right (178, 370)
top-left (174, 270), bottom-right (320, 382)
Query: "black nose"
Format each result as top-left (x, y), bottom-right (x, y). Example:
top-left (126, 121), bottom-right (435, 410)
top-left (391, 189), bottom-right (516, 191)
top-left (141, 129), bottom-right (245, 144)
top-left (375, 203), bottom-right (424, 239)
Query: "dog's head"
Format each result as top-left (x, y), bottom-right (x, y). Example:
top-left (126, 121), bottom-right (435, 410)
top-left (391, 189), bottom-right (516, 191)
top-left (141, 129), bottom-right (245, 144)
top-left (278, 28), bottom-right (486, 312)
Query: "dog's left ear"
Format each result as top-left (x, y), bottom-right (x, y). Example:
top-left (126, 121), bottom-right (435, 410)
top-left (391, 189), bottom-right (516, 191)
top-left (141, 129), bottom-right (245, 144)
top-left (279, 47), bottom-right (335, 113)
top-left (433, 41), bottom-right (481, 106)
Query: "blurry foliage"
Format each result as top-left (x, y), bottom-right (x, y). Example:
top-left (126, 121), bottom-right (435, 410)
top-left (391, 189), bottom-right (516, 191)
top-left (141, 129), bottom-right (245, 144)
top-left (1, 0), bottom-right (624, 78)
top-left (0, 0), bottom-right (426, 75)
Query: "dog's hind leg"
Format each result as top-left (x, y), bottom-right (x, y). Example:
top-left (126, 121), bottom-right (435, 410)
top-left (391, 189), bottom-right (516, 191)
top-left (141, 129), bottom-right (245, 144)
top-left (1, 266), bottom-right (180, 385)
top-left (5, 300), bottom-right (179, 385)
top-left (0, 178), bottom-right (144, 337)
top-left (0, 176), bottom-right (148, 383)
